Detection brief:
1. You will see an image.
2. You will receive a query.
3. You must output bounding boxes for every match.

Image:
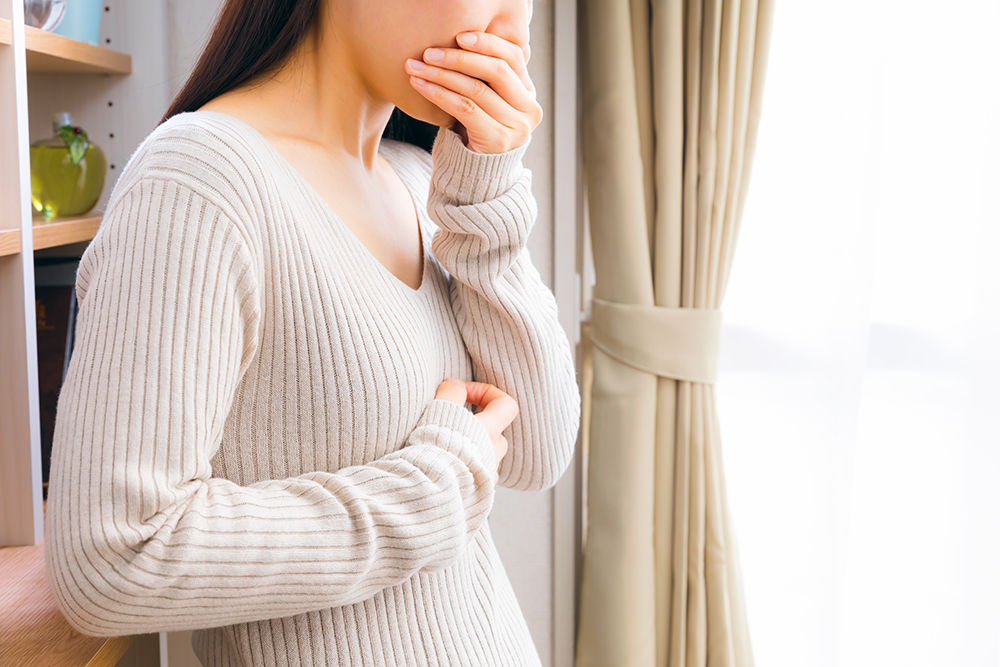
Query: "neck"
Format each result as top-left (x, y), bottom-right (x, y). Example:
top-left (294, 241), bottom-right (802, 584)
top-left (226, 18), bottom-right (394, 172)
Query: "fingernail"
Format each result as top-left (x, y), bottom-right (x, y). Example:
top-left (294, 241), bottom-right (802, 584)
top-left (457, 32), bottom-right (477, 46)
top-left (425, 48), bottom-right (445, 62)
top-left (406, 57), bottom-right (425, 71)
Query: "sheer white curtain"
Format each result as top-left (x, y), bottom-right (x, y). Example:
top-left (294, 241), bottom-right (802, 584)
top-left (715, 2), bottom-right (1000, 666)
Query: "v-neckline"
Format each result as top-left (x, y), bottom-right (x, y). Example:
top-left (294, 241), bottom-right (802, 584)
top-left (191, 109), bottom-right (432, 296)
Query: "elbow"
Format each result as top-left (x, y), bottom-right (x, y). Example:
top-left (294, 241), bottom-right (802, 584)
top-left (44, 507), bottom-right (161, 637)
top-left (502, 412), bottom-right (582, 493)
top-left (50, 590), bottom-right (123, 639)
top-left (45, 536), bottom-right (133, 638)
top-left (514, 383), bottom-right (582, 492)
top-left (534, 383), bottom-right (582, 493)
top-left (509, 446), bottom-right (577, 492)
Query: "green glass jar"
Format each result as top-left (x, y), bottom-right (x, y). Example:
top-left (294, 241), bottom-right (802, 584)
top-left (30, 111), bottom-right (107, 219)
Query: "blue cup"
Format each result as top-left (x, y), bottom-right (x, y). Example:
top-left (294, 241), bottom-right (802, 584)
top-left (51, 0), bottom-right (103, 47)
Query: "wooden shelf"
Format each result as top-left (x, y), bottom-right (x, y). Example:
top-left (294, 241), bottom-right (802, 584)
top-left (32, 214), bottom-right (102, 251)
top-left (25, 24), bottom-right (131, 74)
top-left (0, 504), bottom-right (137, 667)
top-left (0, 228), bottom-right (19, 256)
top-left (0, 215), bottom-right (101, 258)
top-left (0, 19), bottom-right (131, 73)
top-left (0, 19), bottom-right (132, 73)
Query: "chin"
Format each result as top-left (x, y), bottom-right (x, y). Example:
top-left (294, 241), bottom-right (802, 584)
top-left (401, 96), bottom-right (456, 129)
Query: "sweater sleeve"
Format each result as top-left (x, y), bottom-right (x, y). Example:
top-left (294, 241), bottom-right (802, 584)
top-left (425, 127), bottom-right (582, 492)
top-left (44, 177), bottom-right (498, 637)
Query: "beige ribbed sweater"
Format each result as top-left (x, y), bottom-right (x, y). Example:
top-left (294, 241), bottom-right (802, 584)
top-left (44, 109), bottom-right (581, 667)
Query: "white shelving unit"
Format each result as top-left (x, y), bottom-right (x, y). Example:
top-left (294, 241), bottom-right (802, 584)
top-left (0, 1), bottom-right (170, 663)
top-left (1, 0), bottom-right (173, 545)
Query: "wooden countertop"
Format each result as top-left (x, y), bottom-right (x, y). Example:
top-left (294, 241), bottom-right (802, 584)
top-left (0, 503), bottom-right (137, 667)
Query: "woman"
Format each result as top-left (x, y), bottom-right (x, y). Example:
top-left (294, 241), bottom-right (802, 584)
top-left (43, 0), bottom-right (581, 665)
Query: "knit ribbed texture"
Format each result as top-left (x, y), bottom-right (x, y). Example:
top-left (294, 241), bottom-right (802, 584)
top-left (43, 110), bottom-right (581, 667)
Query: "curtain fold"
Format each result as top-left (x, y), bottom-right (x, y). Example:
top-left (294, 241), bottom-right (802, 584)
top-left (575, 1), bottom-right (775, 665)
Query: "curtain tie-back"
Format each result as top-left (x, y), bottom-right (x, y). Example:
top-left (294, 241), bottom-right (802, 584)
top-left (588, 297), bottom-right (722, 384)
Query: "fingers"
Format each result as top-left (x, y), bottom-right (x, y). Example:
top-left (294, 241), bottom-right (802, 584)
top-left (464, 382), bottom-right (519, 420)
top-left (406, 48), bottom-right (538, 134)
top-left (408, 72), bottom-right (514, 141)
top-left (407, 43), bottom-right (539, 120)
top-left (464, 381), bottom-right (518, 438)
top-left (456, 31), bottom-right (535, 96)
top-left (435, 378), bottom-right (508, 486)
top-left (434, 377), bottom-right (468, 404)
top-left (464, 381), bottom-right (508, 410)
top-left (411, 45), bottom-right (536, 108)
top-left (406, 57), bottom-right (532, 133)
top-left (405, 31), bottom-right (542, 154)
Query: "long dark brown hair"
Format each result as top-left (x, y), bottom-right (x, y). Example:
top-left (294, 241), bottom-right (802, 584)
top-left (158, 0), bottom-right (439, 152)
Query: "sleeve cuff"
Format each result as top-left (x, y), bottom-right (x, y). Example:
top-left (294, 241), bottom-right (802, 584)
top-left (406, 398), bottom-right (497, 479)
top-left (430, 125), bottom-right (532, 206)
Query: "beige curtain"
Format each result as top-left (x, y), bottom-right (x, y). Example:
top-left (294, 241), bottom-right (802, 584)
top-left (575, 1), bottom-right (775, 666)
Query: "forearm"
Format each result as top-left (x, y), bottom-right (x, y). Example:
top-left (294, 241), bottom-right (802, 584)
top-left (427, 127), bottom-right (582, 492)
